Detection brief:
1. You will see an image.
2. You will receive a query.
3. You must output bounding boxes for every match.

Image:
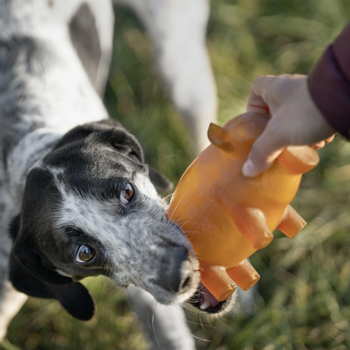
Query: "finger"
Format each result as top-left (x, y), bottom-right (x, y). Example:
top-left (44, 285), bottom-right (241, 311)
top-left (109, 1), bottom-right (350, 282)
top-left (324, 134), bottom-right (335, 143)
top-left (242, 119), bottom-right (286, 177)
top-left (310, 134), bottom-right (335, 150)
top-left (311, 141), bottom-right (325, 150)
top-left (247, 75), bottom-right (276, 113)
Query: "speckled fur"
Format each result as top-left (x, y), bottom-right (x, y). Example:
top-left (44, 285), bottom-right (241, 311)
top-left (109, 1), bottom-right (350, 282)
top-left (0, 1), bottom-right (228, 348)
top-left (48, 164), bottom-right (199, 304)
top-left (0, 0), bottom-right (114, 339)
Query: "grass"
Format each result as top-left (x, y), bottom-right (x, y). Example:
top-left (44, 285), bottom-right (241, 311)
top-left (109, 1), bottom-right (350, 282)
top-left (2, 0), bottom-right (350, 349)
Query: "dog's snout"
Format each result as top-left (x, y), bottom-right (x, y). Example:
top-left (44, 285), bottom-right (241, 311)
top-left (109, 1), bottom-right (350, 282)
top-left (163, 247), bottom-right (194, 294)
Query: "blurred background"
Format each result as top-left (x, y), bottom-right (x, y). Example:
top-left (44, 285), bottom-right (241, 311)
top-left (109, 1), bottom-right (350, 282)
top-left (2, 0), bottom-right (350, 349)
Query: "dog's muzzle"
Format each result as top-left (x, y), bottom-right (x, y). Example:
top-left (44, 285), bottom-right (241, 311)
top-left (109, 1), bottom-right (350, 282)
top-left (160, 247), bottom-right (194, 294)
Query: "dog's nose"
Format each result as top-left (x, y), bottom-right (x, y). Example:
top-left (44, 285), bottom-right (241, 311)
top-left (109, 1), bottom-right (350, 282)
top-left (163, 247), bottom-right (194, 293)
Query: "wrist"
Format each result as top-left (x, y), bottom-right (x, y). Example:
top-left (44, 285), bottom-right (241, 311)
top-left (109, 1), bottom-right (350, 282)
top-left (304, 78), bottom-right (336, 141)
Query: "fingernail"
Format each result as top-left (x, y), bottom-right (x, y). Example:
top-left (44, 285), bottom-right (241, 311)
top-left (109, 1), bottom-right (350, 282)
top-left (242, 159), bottom-right (256, 177)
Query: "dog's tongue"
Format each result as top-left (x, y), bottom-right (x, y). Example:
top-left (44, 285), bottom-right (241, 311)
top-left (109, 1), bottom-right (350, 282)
top-left (199, 284), bottom-right (220, 310)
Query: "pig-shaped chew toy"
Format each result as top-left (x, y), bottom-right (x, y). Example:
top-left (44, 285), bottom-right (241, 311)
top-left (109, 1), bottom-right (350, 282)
top-left (167, 112), bottom-right (319, 302)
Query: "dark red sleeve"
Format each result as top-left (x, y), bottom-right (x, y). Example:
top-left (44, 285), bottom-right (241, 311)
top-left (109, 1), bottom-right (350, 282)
top-left (308, 23), bottom-right (350, 139)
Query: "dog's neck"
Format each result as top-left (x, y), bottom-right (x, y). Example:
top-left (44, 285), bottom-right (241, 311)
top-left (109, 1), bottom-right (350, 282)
top-left (6, 129), bottom-right (63, 207)
top-left (0, 34), bottom-right (108, 207)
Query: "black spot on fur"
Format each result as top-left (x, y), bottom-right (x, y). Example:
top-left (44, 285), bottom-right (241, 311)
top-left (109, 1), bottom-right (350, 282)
top-left (0, 36), bottom-right (45, 75)
top-left (0, 36), bottom-right (46, 166)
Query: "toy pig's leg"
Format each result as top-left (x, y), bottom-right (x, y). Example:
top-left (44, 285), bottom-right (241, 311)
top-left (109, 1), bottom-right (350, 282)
top-left (226, 259), bottom-right (260, 291)
top-left (215, 188), bottom-right (273, 249)
top-left (276, 205), bottom-right (306, 239)
top-left (200, 265), bottom-right (236, 302)
top-left (232, 206), bottom-right (274, 249)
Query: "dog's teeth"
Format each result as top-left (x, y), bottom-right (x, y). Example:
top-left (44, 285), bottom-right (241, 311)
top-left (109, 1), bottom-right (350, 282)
top-left (200, 301), bottom-right (210, 310)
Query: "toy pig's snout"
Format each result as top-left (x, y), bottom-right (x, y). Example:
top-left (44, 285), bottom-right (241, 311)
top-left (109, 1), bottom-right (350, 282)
top-left (278, 145), bottom-right (319, 175)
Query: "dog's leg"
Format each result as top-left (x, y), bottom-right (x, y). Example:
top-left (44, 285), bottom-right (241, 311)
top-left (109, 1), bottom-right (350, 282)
top-left (0, 225), bottom-right (27, 340)
top-left (114, 0), bottom-right (217, 153)
top-left (0, 179), bottom-right (27, 340)
top-left (127, 285), bottom-right (196, 350)
top-left (0, 282), bottom-right (27, 341)
top-left (67, 0), bottom-right (114, 97)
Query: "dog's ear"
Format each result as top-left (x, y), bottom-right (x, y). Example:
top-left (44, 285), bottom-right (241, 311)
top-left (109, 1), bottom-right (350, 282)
top-left (148, 165), bottom-right (174, 192)
top-left (106, 127), bottom-right (144, 163)
top-left (54, 119), bottom-right (121, 149)
top-left (54, 119), bottom-right (172, 190)
top-left (9, 215), bottom-right (95, 320)
top-left (54, 120), bottom-right (145, 163)
top-left (10, 216), bottom-right (70, 285)
top-left (9, 253), bottom-right (95, 320)
top-left (98, 126), bottom-right (174, 190)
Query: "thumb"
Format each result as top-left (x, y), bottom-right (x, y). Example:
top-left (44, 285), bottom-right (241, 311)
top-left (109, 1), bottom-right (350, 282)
top-left (242, 120), bottom-right (286, 177)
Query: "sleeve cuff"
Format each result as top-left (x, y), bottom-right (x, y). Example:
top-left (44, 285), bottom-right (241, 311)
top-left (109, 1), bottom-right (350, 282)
top-left (308, 43), bottom-right (350, 139)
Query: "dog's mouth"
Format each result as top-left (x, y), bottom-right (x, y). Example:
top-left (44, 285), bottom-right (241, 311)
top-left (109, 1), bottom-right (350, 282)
top-left (187, 283), bottom-right (231, 313)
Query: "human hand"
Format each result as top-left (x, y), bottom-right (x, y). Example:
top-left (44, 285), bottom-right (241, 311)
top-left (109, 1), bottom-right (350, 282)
top-left (242, 74), bottom-right (335, 177)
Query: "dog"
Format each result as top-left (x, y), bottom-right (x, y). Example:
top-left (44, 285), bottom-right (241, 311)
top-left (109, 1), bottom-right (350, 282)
top-left (0, 1), bottom-right (234, 349)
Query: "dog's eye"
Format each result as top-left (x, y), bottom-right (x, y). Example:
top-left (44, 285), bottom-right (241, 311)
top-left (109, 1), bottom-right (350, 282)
top-left (76, 245), bottom-right (95, 263)
top-left (120, 183), bottom-right (134, 204)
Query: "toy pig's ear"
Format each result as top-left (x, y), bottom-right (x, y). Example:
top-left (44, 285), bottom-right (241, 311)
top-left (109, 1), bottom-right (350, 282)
top-left (207, 123), bottom-right (233, 152)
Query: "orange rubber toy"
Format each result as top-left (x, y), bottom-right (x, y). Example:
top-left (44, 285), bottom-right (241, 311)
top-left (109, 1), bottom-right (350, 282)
top-left (167, 112), bottom-right (319, 302)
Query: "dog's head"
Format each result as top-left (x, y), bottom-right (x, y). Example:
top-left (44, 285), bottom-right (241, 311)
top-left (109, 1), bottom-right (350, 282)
top-left (9, 120), bottom-right (233, 320)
